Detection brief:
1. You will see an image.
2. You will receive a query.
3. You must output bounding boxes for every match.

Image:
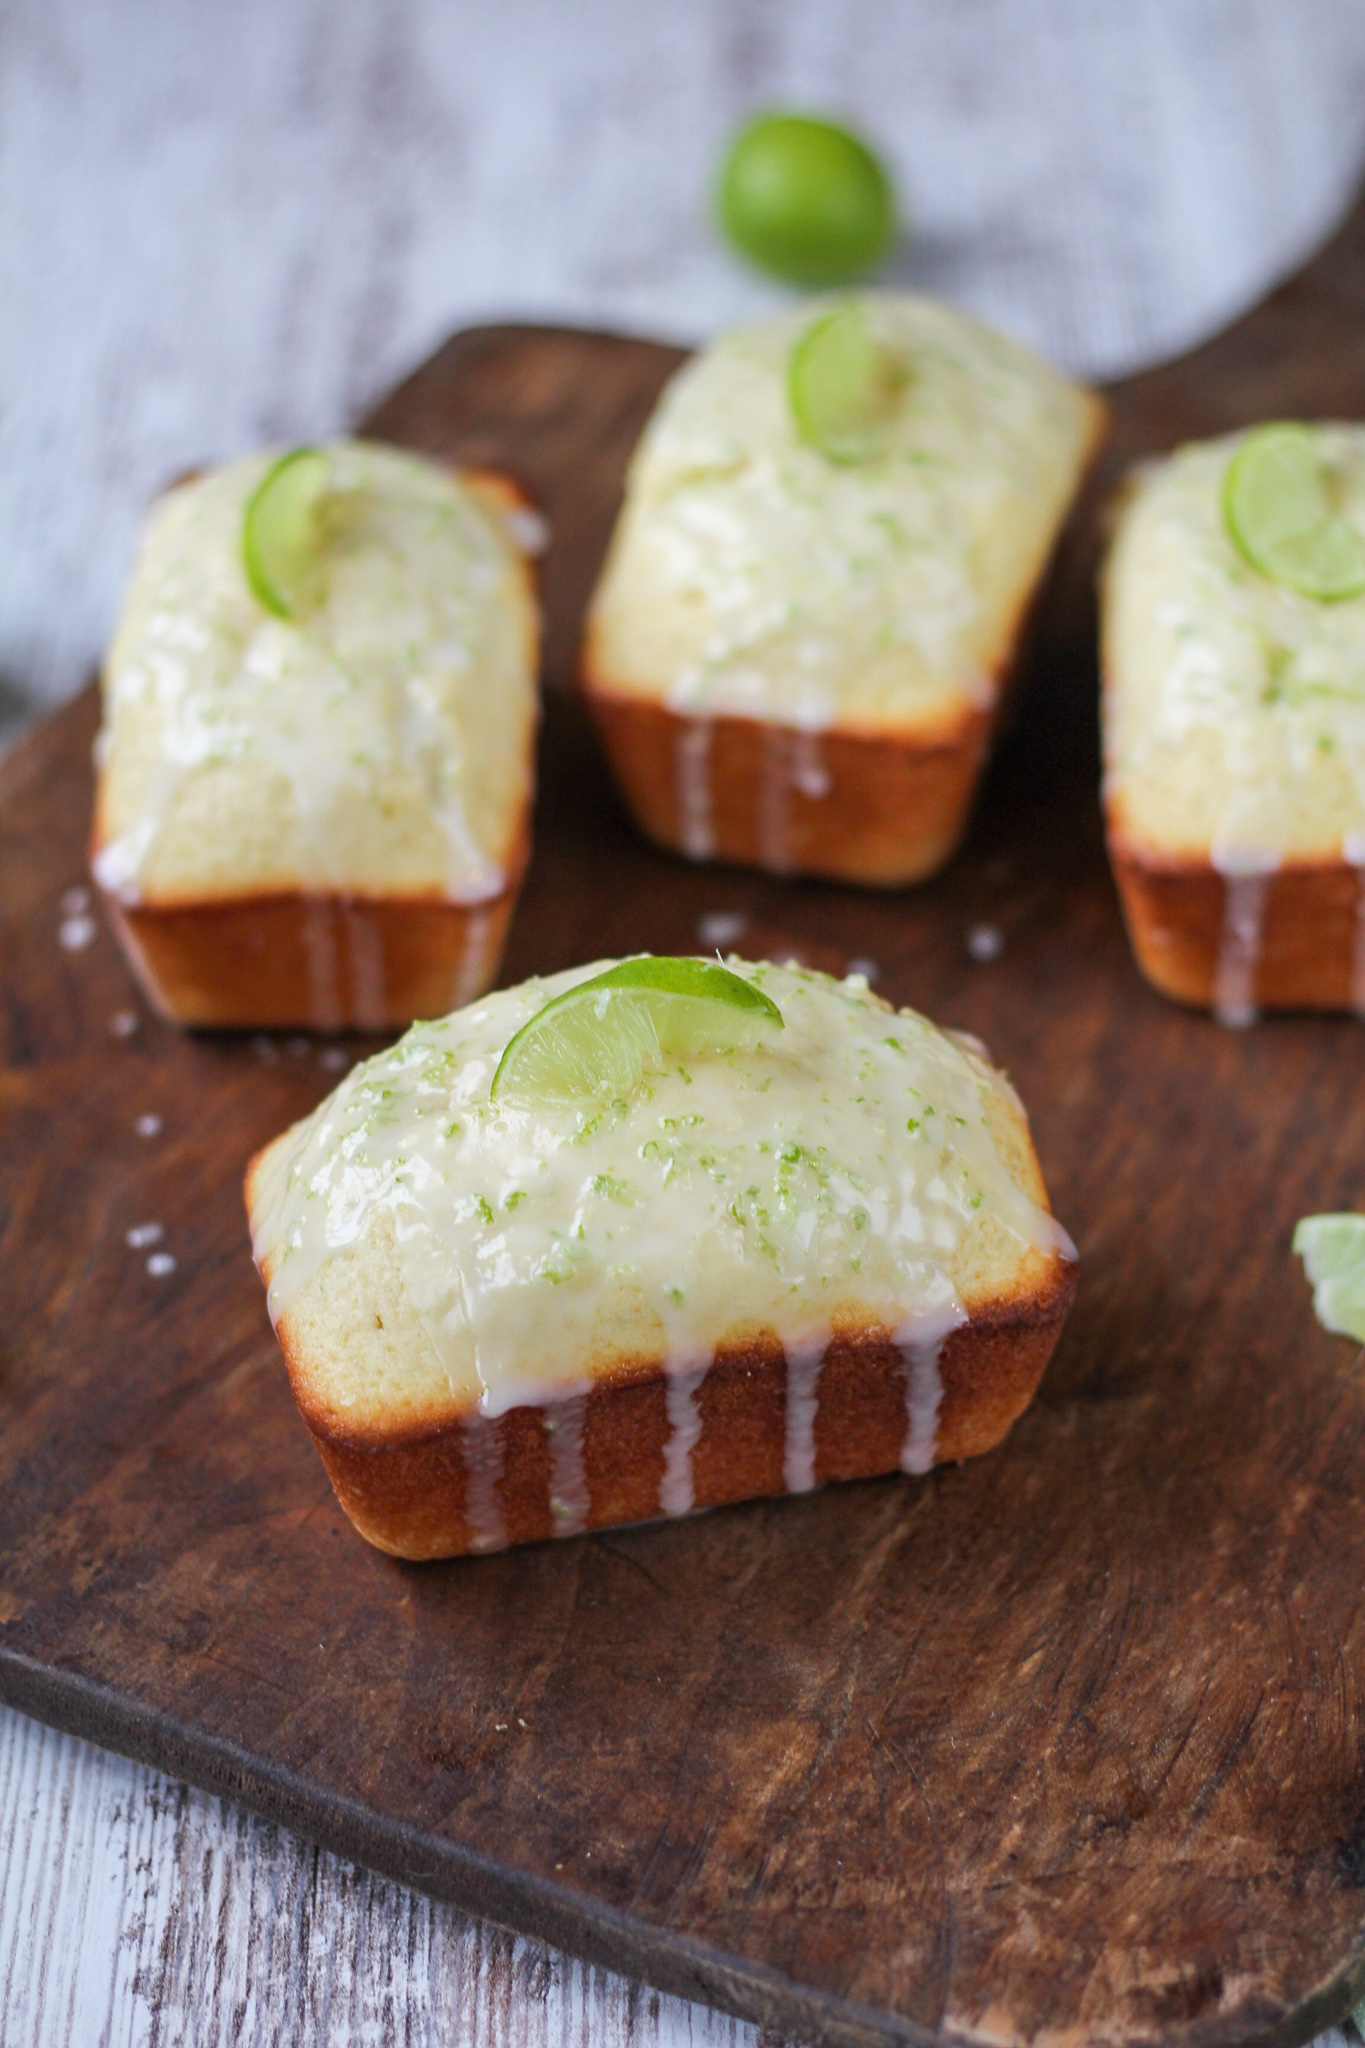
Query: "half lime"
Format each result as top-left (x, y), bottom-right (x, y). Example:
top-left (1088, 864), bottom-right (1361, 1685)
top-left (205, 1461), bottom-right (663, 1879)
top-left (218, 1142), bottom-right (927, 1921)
top-left (242, 447), bottom-right (330, 619)
top-left (1223, 424), bottom-right (1365, 602)
top-left (788, 303), bottom-right (906, 465)
top-left (1293, 1212), bottom-right (1365, 1343)
top-left (490, 956), bottom-right (783, 1111)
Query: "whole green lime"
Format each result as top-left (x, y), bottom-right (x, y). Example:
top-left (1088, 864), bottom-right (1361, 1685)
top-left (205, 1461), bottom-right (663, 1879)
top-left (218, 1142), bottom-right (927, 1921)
top-left (716, 112), bottom-right (897, 287)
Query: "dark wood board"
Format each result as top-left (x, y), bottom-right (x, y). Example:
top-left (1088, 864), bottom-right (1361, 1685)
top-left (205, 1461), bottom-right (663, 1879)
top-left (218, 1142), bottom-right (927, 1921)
top-left (7, 197), bottom-right (1365, 2048)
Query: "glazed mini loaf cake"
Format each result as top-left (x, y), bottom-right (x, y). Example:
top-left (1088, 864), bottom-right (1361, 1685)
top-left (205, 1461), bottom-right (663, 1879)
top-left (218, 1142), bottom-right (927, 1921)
top-left (245, 955), bottom-right (1077, 1559)
top-left (582, 295), bottom-right (1104, 886)
top-left (1104, 424), bottom-right (1365, 1019)
top-left (93, 441), bottom-right (539, 1028)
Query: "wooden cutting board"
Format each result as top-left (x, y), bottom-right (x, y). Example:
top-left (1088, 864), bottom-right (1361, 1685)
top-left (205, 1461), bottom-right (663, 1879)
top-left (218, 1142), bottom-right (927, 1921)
top-left (7, 198), bottom-right (1365, 2048)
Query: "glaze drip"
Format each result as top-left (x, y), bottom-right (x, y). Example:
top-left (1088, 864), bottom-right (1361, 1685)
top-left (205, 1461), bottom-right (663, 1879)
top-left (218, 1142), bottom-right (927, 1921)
top-left (302, 899), bottom-right (344, 1032)
top-left (660, 1365), bottom-right (707, 1516)
top-left (1212, 851), bottom-right (1277, 1029)
top-left (898, 1296), bottom-right (968, 1475)
top-left (343, 904), bottom-right (388, 1031)
top-left (782, 1338), bottom-right (824, 1493)
top-left (456, 906), bottom-right (496, 1009)
top-left (95, 441), bottom-right (534, 907)
top-left (249, 960), bottom-right (1070, 1426)
top-left (590, 295), bottom-right (1096, 733)
top-left (462, 1413), bottom-right (506, 1552)
top-left (676, 721), bottom-right (715, 858)
top-left (1105, 430), bottom-right (1365, 1016)
top-left (545, 1393), bottom-right (591, 1537)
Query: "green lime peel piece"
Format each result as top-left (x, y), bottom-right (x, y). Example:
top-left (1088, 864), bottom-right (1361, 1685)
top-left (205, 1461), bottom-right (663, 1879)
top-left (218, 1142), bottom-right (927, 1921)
top-left (490, 955), bottom-right (783, 1112)
top-left (1293, 1212), bottom-right (1365, 1343)
top-left (1223, 424), bottom-right (1365, 602)
top-left (788, 303), bottom-right (906, 464)
top-left (242, 447), bottom-right (330, 619)
top-left (716, 112), bottom-right (896, 288)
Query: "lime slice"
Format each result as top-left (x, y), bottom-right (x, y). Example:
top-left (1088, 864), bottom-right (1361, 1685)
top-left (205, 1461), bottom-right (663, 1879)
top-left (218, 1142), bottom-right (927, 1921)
top-left (490, 956), bottom-right (783, 1111)
top-left (788, 304), bottom-right (905, 464)
top-left (1223, 424), bottom-right (1365, 601)
top-left (1293, 1212), bottom-right (1365, 1342)
top-left (242, 447), bottom-right (330, 619)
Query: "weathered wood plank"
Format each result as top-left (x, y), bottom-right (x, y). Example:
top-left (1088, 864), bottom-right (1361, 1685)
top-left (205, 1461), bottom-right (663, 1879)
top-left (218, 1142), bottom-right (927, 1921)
top-left (7, 11), bottom-right (1365, 2037)
top-left (0, 1703), bottom-right (775, 2047)
top-left (13, 276), bottom-right (1365, 2041)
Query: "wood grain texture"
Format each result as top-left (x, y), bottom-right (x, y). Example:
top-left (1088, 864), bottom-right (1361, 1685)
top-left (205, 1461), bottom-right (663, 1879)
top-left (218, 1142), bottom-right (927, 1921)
top-left (11, 199), bottom-right (1365, 2045)
top-left (0, 1702), bottom-right (770, 2048)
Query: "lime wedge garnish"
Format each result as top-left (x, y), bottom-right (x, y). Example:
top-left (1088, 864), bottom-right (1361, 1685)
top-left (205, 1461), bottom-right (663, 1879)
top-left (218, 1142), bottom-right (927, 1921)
top-left (788, 304), bottom-right (906, 464)
top-left (1223, 424), bottom-right (1365, 601)
top-left (242, 447), bottom-right (330, 618)
top-left (490, 956), bottom-right (783, 1111)
top-left (1293, 1212), bottom-right (1365, 1342)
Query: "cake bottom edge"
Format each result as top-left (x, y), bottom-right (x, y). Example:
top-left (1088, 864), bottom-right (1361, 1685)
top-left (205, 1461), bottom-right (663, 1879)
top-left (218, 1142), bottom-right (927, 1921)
top-left (581, 686), bottom-right (994, 889)
top-left (303, 1281), bottom-right (1077, 1560)
top-left (97, 883), bottom-right (523, 1030)
top-left (1109, 840), bottom-right (1365, 1016)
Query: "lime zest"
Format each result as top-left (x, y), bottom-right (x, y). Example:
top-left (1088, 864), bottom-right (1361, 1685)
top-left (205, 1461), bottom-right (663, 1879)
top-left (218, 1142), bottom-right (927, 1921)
top-left (788, 304), bottom-right (907, 464)
top-left (1223, 424), bottom-right (1365, 602)
top-left (490, 956), bottom-right (783, 1112)
top-left (1293, 1212), bottom-right (1365, 1343)
top-left (242, 447), bottom-right (331, 619)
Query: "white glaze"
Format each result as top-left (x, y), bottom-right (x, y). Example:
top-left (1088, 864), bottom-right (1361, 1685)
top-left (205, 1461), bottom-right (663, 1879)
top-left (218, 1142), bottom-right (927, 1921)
top-left (898, 1297), bottom-right (968, 1475)
top-left (659, 1365), bottom-right (707, 1516)
top-left (755, 726), bottom-right (832, 874)
top-left (303, 901), bottom-right (343, 1033)
top-left (249, 960), bottom-right (1071, 1426)
top-left (1106, 429), bottom-right (1365, 869)
top-left (675, 720), bottom-right (715, 858)
top-left (544, 1393), bottom-right (591, 1537)
top-left (455, 905), bottom-right (496, 1009)
top-left (590, 295), bottom-right (1096, 733)
top-left (792, 728), bottom-right (831, 800)
top-left (1103, 429), bottom-right (1365, 1020)
top-left (343, 904), bottom-right (387, 1030)
top-left (757, 727), bottom-right (795, 876)
top-left (95, 441), bottom-right (535, 907)
top-left (461, 1414), bottom-right (506, 1552)
top-left (1346, 829), bottom-right (1365, 1019)
top-left (781, 1338), bottom-right (825, 1494)
top-left (1211, 849), bottom-right (1278, 1029)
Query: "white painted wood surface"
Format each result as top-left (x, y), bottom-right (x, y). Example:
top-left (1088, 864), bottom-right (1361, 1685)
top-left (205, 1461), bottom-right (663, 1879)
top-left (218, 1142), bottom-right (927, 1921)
top-left (4, 0), bottom-right (1365, 732)
top-left (6, 3), bottom-right (1365, 2038)
top-left (0, 1704), bottom-right (771, 2048)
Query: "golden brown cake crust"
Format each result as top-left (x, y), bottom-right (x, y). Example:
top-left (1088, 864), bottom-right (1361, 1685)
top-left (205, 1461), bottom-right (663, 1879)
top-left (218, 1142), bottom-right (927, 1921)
top-left (1108, 829), bottom-right (1363, 1012)
top-left (92, 460), bottom-right (541, 1030)
top-left (579, 690), bottom-right (993, 888)
top-left (269, 1258), bottom-right (1076, 1562)
top-left (580, 395), bottom-right (1107, 889)
top-left (103, 875), bottom-right (525, 1031)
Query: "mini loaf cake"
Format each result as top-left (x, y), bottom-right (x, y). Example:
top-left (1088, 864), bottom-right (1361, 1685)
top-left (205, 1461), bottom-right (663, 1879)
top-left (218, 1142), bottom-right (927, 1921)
top-left (1104, 425), bottom-right (1365, 1019)
top-left (93, 441), bottom-right (539, 1028)
top-left (582, 295), bottom-right (1104, 886)
top-left (245, 955), bottom-right (1077, 1559)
